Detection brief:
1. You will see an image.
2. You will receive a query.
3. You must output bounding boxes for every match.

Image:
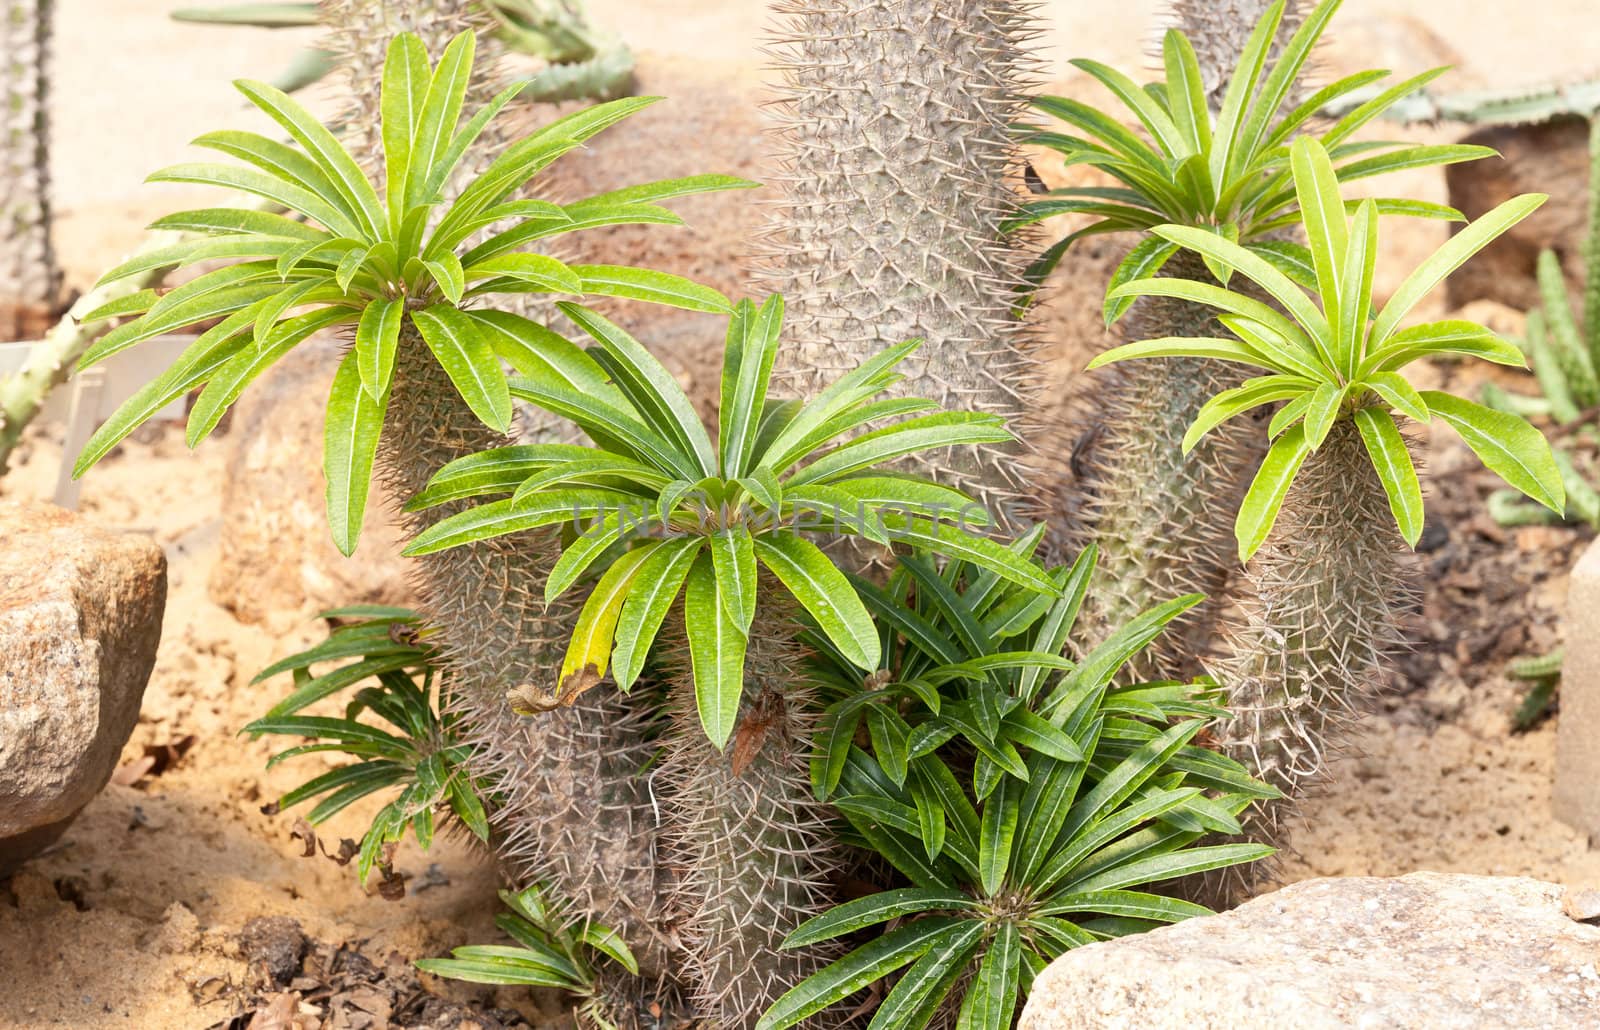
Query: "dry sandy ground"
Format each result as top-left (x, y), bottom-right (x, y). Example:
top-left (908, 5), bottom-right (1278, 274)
top-left (5, 0), bottom-right (1600, 1027)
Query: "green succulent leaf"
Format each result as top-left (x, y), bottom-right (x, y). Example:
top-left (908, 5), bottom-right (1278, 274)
top-left (1422, 392), bottom-right (1564, 514)
top-left (1353, 407), bottom-right (1424, 547)
top-left (685, 552), bottom-right (748, 749)
top-left (1237, 425), bottom-right (1312, 560)
top-left (324, 348), bottom-right (388, 556)
top-left (412, 305), bottom-right (513, 433)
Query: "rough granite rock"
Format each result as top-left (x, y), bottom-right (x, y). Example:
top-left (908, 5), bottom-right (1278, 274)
top-left (208, 337), bottom-right (415, 627)
top-left (1020, 872), bottom-right (1600, 1030)
top-left (0, 500), bottom-right (167, 872)
top-left (1556, 535), bottom-right (1600, 838)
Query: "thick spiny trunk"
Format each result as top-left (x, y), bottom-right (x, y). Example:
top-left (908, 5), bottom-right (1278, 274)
top-left (758, 0), bottom-right (1042, 527)
top-left (376, 329), bottom-right (671, 985)
top-left (660, 596), bottom-right (842, 1028)
top-left (1203, 418), bottom-right (1411, 903)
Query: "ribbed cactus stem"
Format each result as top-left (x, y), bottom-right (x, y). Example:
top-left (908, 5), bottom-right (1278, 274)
top-left (661, 595), bottom-right (841, 1028)
top-left (0, 0), bottom-right (60, 338)
top-left (376, 327), bottom-right (671, 976)
top-left (758, 0), bottom-right (1042, 525)
top-left (1205, 419), bottom-right (1410, 902)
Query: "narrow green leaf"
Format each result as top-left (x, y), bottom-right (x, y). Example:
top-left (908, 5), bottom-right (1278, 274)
top-left (235, 78), bottom-right (384, 236)
top-left (381, 32), bottom-right (429, 225)
top-left (355, 297), bottom-right (404, 400)
top-left (557, 545), bottom-right (653, 700)
top-left (956, 921), bottom-right (1020, 1030)
top-left (402, 490), bottom-right (634, 555)
top-left (783, 888), bottom-right (973, 949)
top-left (570, 264), bottom-right (731, 313)
top-left (685, 553), bottom-right (748, 748)
top-left (1236, 425), bottom-right (1311, 560)
top-left (754, 533), bottom-right (879, 671)
top-left (324, 348), bottom-right (387, 556)
top-left (711, 526), bottom-right (758, 633)
top-left (407, 30), bottom-right (475, 208)
top-left (1372, 193), bottom-right (1547, 344)
top-left (1290, 137), bottom-right (1350, 353)
top-left (868, 921), bottom-right (984, 1030)
top-left (611, 537), bottom-right (701, 690)
top-left (756, 919), bottom-right (961, 1030)
top-left (412, 305), bottom-right (512, 432)
top-left (1353, 406), bottom-right (1424, 547)
top-left (1103, 237), bottom-right (1179, 327)
top-left (978, 776), bottom-right (1020, 896)
top-left (1422, 391), bottom-right (1564, 514)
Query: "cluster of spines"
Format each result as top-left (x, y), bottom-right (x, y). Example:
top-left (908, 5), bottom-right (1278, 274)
top-left (0, 0), bottom-right (59, 337)
top-left (1202, 420), bottom-right (1412, 903)
top-left (755, 0), bottom-right (1046, 528)
top-left (659, 594), bottom-right (844, 1028)
top-left (1158, 0), bottom-right (1310, 110)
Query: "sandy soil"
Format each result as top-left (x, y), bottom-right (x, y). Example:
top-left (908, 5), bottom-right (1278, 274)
top-left (4, 1), bottom-right (1600, 1027)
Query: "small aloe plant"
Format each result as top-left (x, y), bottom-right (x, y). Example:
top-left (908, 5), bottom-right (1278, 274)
top-left (1091, 135), bottom-right (1561, 899)
top-left (403, 295), bottom-right (1055, 748)
top-left (71, 28), bottom-right (749, 555)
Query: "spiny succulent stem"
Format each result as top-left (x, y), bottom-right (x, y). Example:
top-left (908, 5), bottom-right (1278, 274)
top-left (661, 598), bottom-right (840, 1028)
top-left (1204, 419), bottom-right (1410, 903)
top-left (758, 0), bottom-right (1043, 524)
top-left (376, 327), bottom-right (669, 978)
top-left (1053, 252), bottom-right (1261, 678)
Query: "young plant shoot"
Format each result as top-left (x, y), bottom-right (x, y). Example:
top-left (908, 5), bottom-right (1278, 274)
top-left (71, 29), bottom-right (751, 555)
top-left (403, 295), bottom-right (1058, 747)
top-left (245, 605), bottom-right (487, 884)
top-left (1091, 135), bottom-right (1562, 898)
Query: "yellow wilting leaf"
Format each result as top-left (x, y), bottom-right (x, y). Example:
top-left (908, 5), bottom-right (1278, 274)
top-left (556, 546), bottom-right (655, 702)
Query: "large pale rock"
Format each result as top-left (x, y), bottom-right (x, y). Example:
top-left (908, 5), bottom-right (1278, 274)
top-left (1021, 873), bottom-right (1600, 1030)
top-left (1556, 536), bottom-right (1600, 837)
top-left (0, 501), bottom-right (167, 872)
top-left (208, 338), bottom-right (414, 627)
